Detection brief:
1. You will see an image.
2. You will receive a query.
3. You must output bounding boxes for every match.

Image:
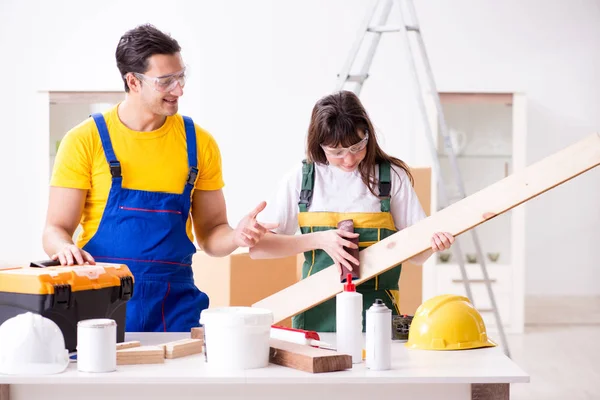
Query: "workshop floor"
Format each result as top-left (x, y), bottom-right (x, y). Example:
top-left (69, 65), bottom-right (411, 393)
top-left (503, 296), bottom-right (600, 400)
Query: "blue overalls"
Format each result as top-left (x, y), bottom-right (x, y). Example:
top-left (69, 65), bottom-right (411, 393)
top-left (82, 113), bottom-right (209, 332)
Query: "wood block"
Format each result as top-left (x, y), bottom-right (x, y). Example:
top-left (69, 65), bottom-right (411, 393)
top-left (116, 346), bottom-right (165, 365)
top-left (191, 327), bottom-right (204, 340)
top-left (159, 338), bottom-right (203, 359)
top-left (254, 133), bottom-right (600, 323)
top-left (116, 341), bottom-right (141, 351)
top-left (269, 338), bottom-right (352, 373)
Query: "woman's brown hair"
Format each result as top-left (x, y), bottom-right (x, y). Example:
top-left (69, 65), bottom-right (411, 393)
top-left (306, 90), bottom-right (414, 197)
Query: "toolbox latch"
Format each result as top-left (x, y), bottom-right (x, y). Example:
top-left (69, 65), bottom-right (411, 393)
top-left (53, 284), bottom-right (72, 309)
top-left (119, 276), bottom-right (134, 301)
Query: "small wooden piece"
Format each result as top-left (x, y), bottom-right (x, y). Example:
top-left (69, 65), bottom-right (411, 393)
top-left (269, 338), bottom-right (352, 373)
top-left (116, 345), bottom-right (165, 365)
top-left (160, 338), bottom-right (203, 359)
top-left (191, 326), bottom-right (204, 339)
top-left (116, 340), bottom-right (141, 350)
top-left (254, 133), bottom-right (600, 323)
top-left (337, 219), bottom-right (359, 282)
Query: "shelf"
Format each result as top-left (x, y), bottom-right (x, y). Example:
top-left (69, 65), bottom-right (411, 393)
top-left (437, 154), bottom-right (512, 159)
top-left (434, 262), bottom-right (511, 268)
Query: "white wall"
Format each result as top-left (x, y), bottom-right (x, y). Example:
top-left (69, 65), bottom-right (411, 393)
top-left (0, 0), bottom-right (598, 295)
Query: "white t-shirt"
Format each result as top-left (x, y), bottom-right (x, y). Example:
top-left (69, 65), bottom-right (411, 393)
top-left (259, 162), bottom-right (427, 235)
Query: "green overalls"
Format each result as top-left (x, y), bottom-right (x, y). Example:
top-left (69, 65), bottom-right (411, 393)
top-left (292, 160), bottom-right (402, 332)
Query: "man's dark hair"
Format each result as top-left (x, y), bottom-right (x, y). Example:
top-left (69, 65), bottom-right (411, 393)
top-left (115, 24), bottom-right (181, 92)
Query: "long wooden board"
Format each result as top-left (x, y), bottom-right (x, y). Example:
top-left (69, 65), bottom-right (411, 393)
top-left (269, 338), bottom-right (352, 373)
top-left (253, 133), bottom-right (600, 323)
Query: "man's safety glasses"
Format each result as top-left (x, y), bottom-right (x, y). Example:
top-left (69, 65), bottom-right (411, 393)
top-left (321, 132), bottom-right (369, 158)
top-left (132, 68), bottom-right (187, 93)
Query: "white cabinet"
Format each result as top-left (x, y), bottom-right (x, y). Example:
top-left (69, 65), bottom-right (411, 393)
top-left (422, 92), bottom-right (527, 334)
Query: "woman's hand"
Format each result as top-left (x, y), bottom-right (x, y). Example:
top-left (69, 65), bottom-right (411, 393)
top-left (316, 229), bottom-right (360, 273)
top-left (430, 232), bottom-right (454, 252)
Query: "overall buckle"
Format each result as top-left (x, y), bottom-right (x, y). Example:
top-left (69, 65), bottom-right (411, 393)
top-left (299, 189), bottom-right (312, 206)
top-left (379, 181), bottom-right (391, 198)
top-left (109, 161), bottom-right (122, 178)
top-left (187, 167), bottom-right (199, 186)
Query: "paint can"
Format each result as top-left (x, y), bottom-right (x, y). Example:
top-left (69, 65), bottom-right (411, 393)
top-left (76, 319), bottom-right (117, 373)
top-left (200, 307), bottom-right (273, 370)
top-left (365, 299), bottom-right (391, 370)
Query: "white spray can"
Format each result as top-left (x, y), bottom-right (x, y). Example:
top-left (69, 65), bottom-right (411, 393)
top-left (336, 273), bottom-right (363, 363)
top-left (366, 299), bottom-right (391, 370)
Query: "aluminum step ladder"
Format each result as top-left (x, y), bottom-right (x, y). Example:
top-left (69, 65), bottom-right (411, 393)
top-left (334, 0), bottom-right (510, 357)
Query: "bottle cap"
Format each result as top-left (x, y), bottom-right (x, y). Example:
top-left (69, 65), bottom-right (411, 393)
top-left (344, 273), bottom-right (355, 292)
top-left (368, 298), bottom-right (390, 312)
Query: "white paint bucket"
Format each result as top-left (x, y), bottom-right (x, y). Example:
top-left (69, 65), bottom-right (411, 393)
top-left (77, 319), bottom-right (117, 373)
top-left (200, 307), bottom-right (273, 370)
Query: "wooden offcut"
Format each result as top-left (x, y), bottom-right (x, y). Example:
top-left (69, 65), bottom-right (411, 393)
top-left (269, 338), bottom-right (352, 373)
top-left (159, 338), bottom-right (203, 359)
top-left (116, 345), bottom-right (165, 365)
top-left (191, 327), bottom-right (204, 340)
top-left (253, 133), bottom-right (600, 324)
top-left (116, 340), bottom-right (141, 351)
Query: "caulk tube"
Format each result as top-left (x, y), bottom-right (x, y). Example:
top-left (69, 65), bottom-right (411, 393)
top-left (336, 273), bottom-right (363, 363)
top-left (365, 299), bottom-right (391, 370)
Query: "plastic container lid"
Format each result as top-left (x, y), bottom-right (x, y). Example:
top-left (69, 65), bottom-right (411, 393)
top-left (200, 307), bottom-right (273, 327)
top-left (78, 319), bottom-right (117, 328)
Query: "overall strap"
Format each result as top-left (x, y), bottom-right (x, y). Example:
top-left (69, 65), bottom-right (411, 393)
top-left (91, 113), bottom-right (122, 188)
top-left (298, 160), bottom-right (314, 212)
top-left (379, 162), bottom-right (391, 212)
top-left (182, 116), bottom-right (198, 194)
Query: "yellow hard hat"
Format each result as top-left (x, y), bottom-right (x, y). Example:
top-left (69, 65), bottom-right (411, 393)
top-left (405, 294), bottom-right (497, 351)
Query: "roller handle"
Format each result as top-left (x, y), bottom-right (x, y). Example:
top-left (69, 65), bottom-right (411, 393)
top-left (30, 259), bottom-right (61, 268)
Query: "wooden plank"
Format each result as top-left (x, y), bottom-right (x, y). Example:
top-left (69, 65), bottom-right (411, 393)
top-left (116, 345), bottom-right (164, 365)
top-left (253, 133), bottom-right (600, 323)
top-left (269, 338), bottom-right (352, 373)
top-left (160, 338), bottom-right (203, 359)
top-left (116, 340), bottom-right (141, 350)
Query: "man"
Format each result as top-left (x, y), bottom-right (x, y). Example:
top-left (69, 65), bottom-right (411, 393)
top-left (42, 24), bottom-right (276, 333)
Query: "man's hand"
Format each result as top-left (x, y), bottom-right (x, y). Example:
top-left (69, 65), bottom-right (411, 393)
top-left (233, 201), bottom-right (279, 247)
top-left (51, 244), bottom-right (95, 266)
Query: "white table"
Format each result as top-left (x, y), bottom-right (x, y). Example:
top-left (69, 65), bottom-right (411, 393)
top-left (0, 332), bottom-right (528, 400)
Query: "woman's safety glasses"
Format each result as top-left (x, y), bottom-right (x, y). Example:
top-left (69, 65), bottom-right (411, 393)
top-left (321, 132), bottom-right (369, 158)
top-left (133, 68), bottom-right (187, 93)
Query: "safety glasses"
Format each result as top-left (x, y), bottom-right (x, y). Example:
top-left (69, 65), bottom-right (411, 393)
top-left (321, 132), bottom-right (369, 158)
top-left (132, 68), bottom-right (187, 93)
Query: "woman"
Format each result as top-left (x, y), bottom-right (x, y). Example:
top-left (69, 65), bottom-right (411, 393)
top-left (250, 90), bottom-right (454, 332)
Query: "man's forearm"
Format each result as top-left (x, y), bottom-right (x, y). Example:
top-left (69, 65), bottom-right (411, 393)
top-left (198, 223), bottom-right (238, 257)
top-left (249, 231), bottom-right (320, 259)
top-left (42, 226), bottom-right (75, 257)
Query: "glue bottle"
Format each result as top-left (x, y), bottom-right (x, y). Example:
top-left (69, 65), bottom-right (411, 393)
top-left (336, 273), bottom-right (363, 363)
top-left (365, 299), bottom-right (391, 371)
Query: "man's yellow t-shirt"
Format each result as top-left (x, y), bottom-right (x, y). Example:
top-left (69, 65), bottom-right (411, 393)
top-left (51, 104), bottom-right (225, 248)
